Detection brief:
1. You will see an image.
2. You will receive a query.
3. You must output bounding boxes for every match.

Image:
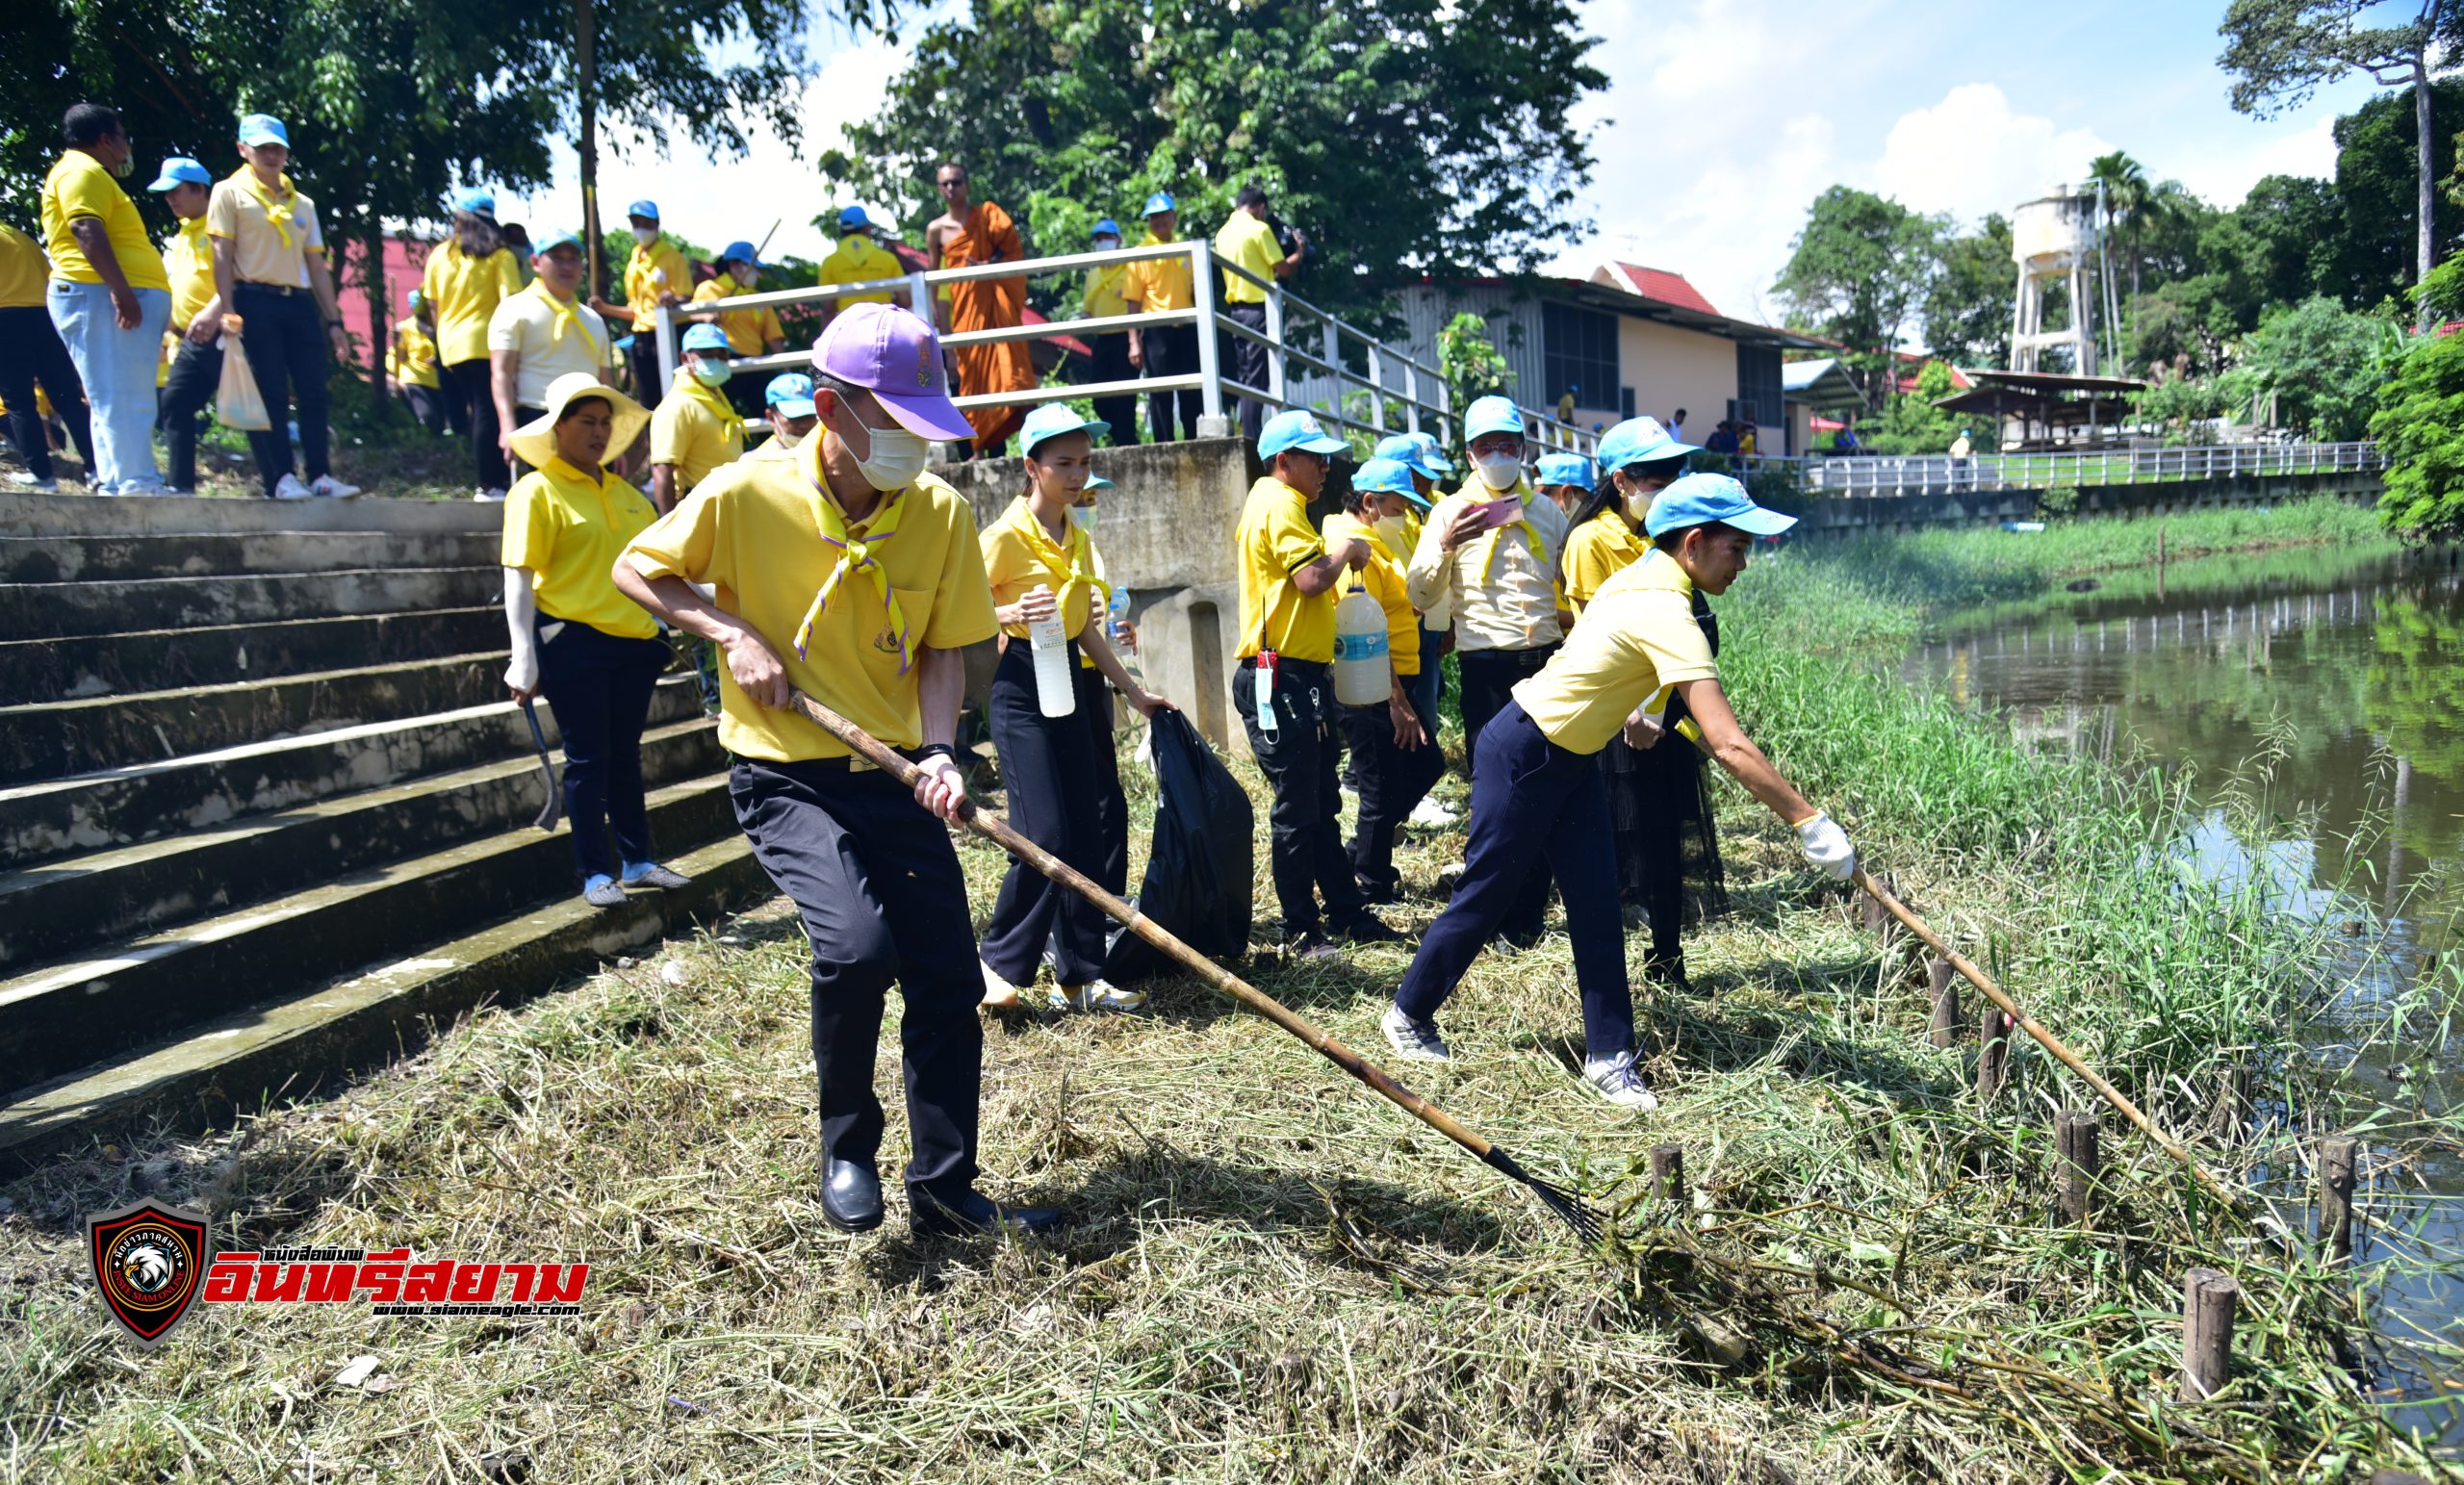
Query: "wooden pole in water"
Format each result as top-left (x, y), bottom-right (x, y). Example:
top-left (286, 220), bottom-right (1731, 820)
top-left (2056, 1111), bottom-right (2099, 1225)
top-left (2320, 1136), bottom-right (2358, 1262)
top-left (2180, 1267), bottom-right (2239, 1401)
top-left (1927, 958), bottom-right (1960, 1048)
top-left (1649, 1143), bottom-right (1685, 1205)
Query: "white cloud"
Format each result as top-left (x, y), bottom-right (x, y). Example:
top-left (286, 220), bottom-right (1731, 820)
top-left (2168, 113), bottom-right (2341, 208)
top-left (1871, 84), bottom-right (2113, 227)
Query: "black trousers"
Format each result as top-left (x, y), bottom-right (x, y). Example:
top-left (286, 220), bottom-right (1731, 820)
top-left (1456, 644), bottom-right (1560, 942)
top-left (0, 303), bottom-right (93, 481)
top-left (509, 403), bottom-right (545, 479)
top-left (534, 615), bottom-right (670, 882)
top-left (626, 333), bottom-right (663, 404)
top-left (400, 382), bottom-right (446, 435)
top-left (232, 284), bottom-right (330, 494)
top-left (1088, 331), bottom-right (1137, 443)
top-left (1224, 302), bottom-right (1270, 444)
top-left (981, 646), bottom-right (1123, 986)
top-left (1142, 323), bottom-right (1203, 442)
top-left (159, 337), bottom-right (218, 491)
top-left (1236, 654), bottom-right (1366, 939)
top-left (446, 357), bottom-right (506, 490)
top-left (1344, 681), bottom-right (1447, 899)
top-left (730, 755), bottom-right (983, 1194)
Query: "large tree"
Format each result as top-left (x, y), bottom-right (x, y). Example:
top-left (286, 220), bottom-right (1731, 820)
top-left (820, 0), bottom-right (1604, 322)
top-left (2326, 79), bottom-right (2464, 310)
top-left (2220, 0), bottom-right (2462, 326)
top-left (1773, 186), bottom-right (1947, 402)
top-left (1922, 212), bottom-right (2015, 369)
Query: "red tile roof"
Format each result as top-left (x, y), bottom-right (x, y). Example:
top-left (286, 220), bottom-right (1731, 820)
top-left (1609, 262), bottom-right (1719, 317)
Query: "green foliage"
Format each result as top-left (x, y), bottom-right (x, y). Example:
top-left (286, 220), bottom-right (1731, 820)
top-left (2239, 294), bottom-right (2400, 439)
top-left (1437, 311), bottom-right (1514, 414)
top-left (2417, 244), bottom-right (2464, 321)
top-left (1774, 186), bottom-right (1946, 402)
top-left (819, 0), bottom-right (1605, 324)
top-left (2130, 368), bottom-right (2235, 441)
top-left (2328, 79), bottom-right (2464, 307)
top-left (2370, 328), bottom-right (2464, 540)
top-left (1921, 213), bottom-right (2012, 369)
top-left (1857, 359), bottom-right (1964, 456)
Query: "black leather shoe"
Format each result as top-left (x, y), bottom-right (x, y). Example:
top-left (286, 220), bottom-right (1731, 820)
top-left (910, 1186), bottom-right (1065, 1238)
top-left (821, 1159), bottom-right (884, 1233)
top-left (1334, 911), bottom-right (1407, 945)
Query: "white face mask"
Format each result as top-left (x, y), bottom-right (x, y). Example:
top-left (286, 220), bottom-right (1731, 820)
top-left (772, 428), bottom-right (803, 449)
top-left (1373, 512), bottom-right (1410, 550)
top-left (689, 358), bottom-right (732, 387)
top-left (1475, 450), bottom-right (1523, 491)
top-left (631, 226), bottom-right (658, 246)
top-left (1092, 236), bottom-right (1120, 252)
top-left (1069, 504), bottom-right (1098, 533)
top-left (844, 410), bottom-right (930, 492)
top-left (731, 264), bottom-right (757, 287)
top-left (1623, 484), bottom-right (1654, 524)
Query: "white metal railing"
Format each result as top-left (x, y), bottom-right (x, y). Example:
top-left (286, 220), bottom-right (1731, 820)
top-left (650, 239), bottom-right (1598, 458)
top-left (1746, 441), bottom-right (2386, 498)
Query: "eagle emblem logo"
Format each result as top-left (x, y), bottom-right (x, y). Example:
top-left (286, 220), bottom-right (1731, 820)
top-left (88, 1199), bottom-right (213, 1346)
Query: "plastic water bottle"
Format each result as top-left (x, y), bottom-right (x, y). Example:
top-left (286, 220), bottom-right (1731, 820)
top-left (1108, 587), bottom-right (1134, 651)
top-left (1028, 584), bottom-right (1076, 718)
top-left (1332, 584), bottom-right (1391, 705)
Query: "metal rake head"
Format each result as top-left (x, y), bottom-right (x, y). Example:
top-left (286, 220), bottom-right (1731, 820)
top-left (1484, 1146), bottom-right (1611, 1246)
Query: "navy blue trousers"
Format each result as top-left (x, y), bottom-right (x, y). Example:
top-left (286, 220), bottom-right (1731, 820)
top-left (981, 643), bottom-right (1123, 986)
top-left (1395, 700), bottom-right (1631, 1059)
top-left (535, 615), bottom-right (669, 882)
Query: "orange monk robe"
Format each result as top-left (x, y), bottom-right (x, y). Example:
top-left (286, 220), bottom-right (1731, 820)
top-left (942, 199), bottom-right (1035, 451)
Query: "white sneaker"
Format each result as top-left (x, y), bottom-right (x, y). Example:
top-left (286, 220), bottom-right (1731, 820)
top-left (8, 473), bottom-right (57, 492)
top-left (273, 474), bottom-right (313, 500)
top-left (472, 487), bottom-right (507, 503)
top-left (980, 959), bottom-right (1025, 1011)
top-left (311, 474), bottom-right (360, 499)
top-left (1380, 1004), bottom-right (1451, 1063)
top-left (1408, 797), bottom-right (1459, 829)
top-left (1049, 979), bottom-right (1147, 1013)
top-left (1582, 1051), bottom-right (1661, 1110)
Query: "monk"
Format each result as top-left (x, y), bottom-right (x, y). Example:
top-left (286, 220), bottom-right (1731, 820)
top-left (925, 161), bottom-right (1033, 457)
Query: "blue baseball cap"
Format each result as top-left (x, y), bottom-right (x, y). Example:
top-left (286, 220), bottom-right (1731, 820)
top-left (1352, 457), bottom-right (1419, 499)
top-left (1259, 409), bottom-right (1347, 459)
top-left (145, 157), bottom-right (211, 193)
top-left (1596, 416), bottom-right (1699, 473)
top-left (836, 205), bottom-right (874, 234)
top-left (1020, 402), bottom-right (1111, 455)
top-left (1086, 474), bottom-right (1115, 491)
top-left (627, 199), bottom-right (659, 220)
top-left (238, 114), bottom-right (289, 148)
top-left (529, 226), bottom-right (583, 256)
top-left (719, 240), bottom-right (758, 267)
top-left (1642, 472), bottom-right (1797, 539)
top-left (1142, 192), bottom-right (1175, 217)
top-left (1536, 452), bottom-right (1593, 488)
top-left (766, 372), bottom-right (816, 419)
top-left (680, 323), bottom-right (732, 354)
top-left (1091, 218), bottom-right (1122, 240)
top-left (1464, 395), bottom-right (1523, 442)
top-left (451, 187), bottom-right (496, 217)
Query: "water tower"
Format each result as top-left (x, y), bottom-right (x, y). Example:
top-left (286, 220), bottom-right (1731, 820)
top-left (2009, 186), bottom-right (2100, 374)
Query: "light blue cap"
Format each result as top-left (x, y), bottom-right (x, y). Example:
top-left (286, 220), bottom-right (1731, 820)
top-left (1091, 218), bottom-right (1121, 239)
top-left (681, 323), bottom-right (732, 353)
top-left (1086, 474), bottom-right (1115, 491)
top-left (238, 114), bottom-right (289, 148)
top-left (145, 157), bottom-right (211, 193)
top-left (1351, 457), bottom-right (1419, 499)
top-left (530, 226), bottom-right (583, 255)
top-left (1464, 395), bottom-right (1523, 442)
top-left (1259, 408), bottom-right (1347, 459)
top-left (1642, 472), bottom-right (1797, 539)
top-left (451, 187), bottom-right (496, 217)
top-left (627, 199), bottom-right (659, 219)
top-left (766, 372), bottom-right (816, 419)
top-left (1020, 402), bottom-right (1111, 454)
top-left (1142, 192), bottom-right (1175, 217)
top-left (1596, 415), bottom-right (1698, 473)
top-left (1536, 452), bottom-right (1593, 488)
top-left (836, 205), bottom-right (874, 234)
top-left (720, 240), bottom-right (758, 266)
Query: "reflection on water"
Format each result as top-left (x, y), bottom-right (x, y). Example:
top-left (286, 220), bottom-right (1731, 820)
top-left (1912, 543), bottom-right (2464, 1439)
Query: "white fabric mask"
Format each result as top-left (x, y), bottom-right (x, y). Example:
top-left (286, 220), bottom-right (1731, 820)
top-left (772, 428), bottom-right (804, 450)
top-left (1475, 451), bottom-right (1523, 491)
top-left (848, 416), bottom-right (930, 492)
top-left (731, 264), bottom-right (757, 287)
top-left (1092, 236), bottom-right (1120, 252)
top-left (1373, 513), bottom-right (1410, 551)
top-left (1069, 504), bottom-right (1098, 532)
top-left (631, 227), bottom-right (658, 246)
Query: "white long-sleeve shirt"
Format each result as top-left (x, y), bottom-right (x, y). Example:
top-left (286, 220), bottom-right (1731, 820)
top-left (1404, 480), bottom-right (1570, 653)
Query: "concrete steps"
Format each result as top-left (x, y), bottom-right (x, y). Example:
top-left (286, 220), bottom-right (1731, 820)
top-left (0, 493), bottom-right (754, 1171)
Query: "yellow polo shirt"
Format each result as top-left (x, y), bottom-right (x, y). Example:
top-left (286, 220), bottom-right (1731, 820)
top-left (161, 219), bottom-right (216, 330)
top-left (1323, 512), bottom-right (1419, 678)
top-left (818, 234), bottom-right (901, 306)
top-left (1234, 474), bottom-right (1334, 663)
top-left (981, 497), bottom-right (1108, 668)
top-left (40, 152), bottom-right (167, 290)
top-left (1512, 550), bottom-right (1718, 755)
top-left (1121, 231), bottom-right (1194, 313)
top-left (0, 226), bottom-right (51, 307)
top-left (388, 318), bottom-right (440, 389)
top-left (649, 376), bottom-right (745, 492)
top-left (205, 168), bottom-right (322, 289)
top-left (1083, 259), bottom-right (1131, 320)
top-left (1214, 213), bottom-right (1279, 305)
top-left (502, 457), bottom-right (662, 640)
top-left (691, 277), bottom-right (784, 356)
top-left (1562, 507), bottom-right (1649, 609)
top-left (621, 443), bottom-right (999, 761)
top-left (623, 235), bottom-right (689, 324)
top-left (422, 241), bottom-right (521, 368)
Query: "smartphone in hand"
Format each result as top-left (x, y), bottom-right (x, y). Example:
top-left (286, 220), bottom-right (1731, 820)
top-left (1466, 495), bottom-right (1522, 530)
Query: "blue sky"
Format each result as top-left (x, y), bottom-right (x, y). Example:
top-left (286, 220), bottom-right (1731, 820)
top-left (498, 0), bottom-right (2392, 322)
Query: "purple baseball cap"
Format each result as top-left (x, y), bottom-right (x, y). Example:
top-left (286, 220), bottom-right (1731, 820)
top-left (812, 302), bottom-right (971, 441)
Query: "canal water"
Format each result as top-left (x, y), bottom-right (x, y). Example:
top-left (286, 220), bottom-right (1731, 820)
top-left (1908, 540), bottom-right (2464, 1442)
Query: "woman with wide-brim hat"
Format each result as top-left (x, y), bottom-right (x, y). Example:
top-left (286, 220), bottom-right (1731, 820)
top-left (500, 371), bottom-right (694, 908)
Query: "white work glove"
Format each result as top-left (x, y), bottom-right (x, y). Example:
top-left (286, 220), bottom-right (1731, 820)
top-left (1795, 811), bottom-right (1855, 881)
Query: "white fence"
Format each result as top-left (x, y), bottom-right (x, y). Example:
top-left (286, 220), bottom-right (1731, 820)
top-left (1754, 441), bottom-right (2385, 499)
top-left (651, 241), bottom-right (1599, 457)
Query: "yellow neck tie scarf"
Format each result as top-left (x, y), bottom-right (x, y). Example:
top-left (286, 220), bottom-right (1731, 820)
top-left (1002, 497), bottom-right (1107, 639)
top-left (1477, 484), bottom-right (1545, 582)
top-left (684, 376), bottom-right (744, 448)
top-left (532, 284), bottom-right (603, 359)
top-left (791, 437), bottom-right (911, 673)
top-left (239, 169), bottom-right (299, 249)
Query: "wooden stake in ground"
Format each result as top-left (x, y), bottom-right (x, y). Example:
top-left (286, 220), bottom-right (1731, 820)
top-left (1977, 1007), bottom-right (2011, 1102)
top-left (1649, 1143), bottom-right (1684, 1204)
top-left (784, 689), bottom-right (1609, 1244)
top-left (2180, 1267), bottom-right (2239, 1401)
top-left (2320, 1136), bottom-right (2358, 1262)
top-left (1927, 957), bottom-right (1960, 1048)
top-left (2056, 1111), bottom-right (2099, 1225)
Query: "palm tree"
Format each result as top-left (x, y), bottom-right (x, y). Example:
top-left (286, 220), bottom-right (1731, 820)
top-left (2087, 151), bottom-right (2148, 369)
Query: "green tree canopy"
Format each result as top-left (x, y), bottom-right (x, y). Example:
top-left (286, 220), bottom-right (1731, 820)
top-left (2371, 327), bottom-right (2464, 538)
top-left (2238, 294), bottom-right (2400, 439)
top-left (1923, 213), bottom-right (2014, 370)
top-left (1773, 186), bottom-right (1947, 402)
top-left (2327, 78), bottom-right (2464, 309)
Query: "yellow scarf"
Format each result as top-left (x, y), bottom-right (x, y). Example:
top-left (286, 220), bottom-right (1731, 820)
top-left (790, 435), bottom-right (911, 673)
top-left (1476, 481), bottom-right (1546, 582)
top-left (527, 282), bottom-right (603, 358)
top-left (994, 495), bottom-right (1107, 639)
top-left (234, 168), bottom-right (300, 249)
top-left (680, 374), bottom-right (745, 448)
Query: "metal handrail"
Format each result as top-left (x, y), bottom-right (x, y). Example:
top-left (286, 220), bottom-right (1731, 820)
top-left (1751, 441), bottom-right (2386, 498)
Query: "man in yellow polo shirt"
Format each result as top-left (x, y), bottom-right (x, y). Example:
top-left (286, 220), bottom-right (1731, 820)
top-left (689, 239), bottom-right (784, 418)
top-left (1079, 217), bottom-right (1137, 440)
top-left (1382, 474), bottom-right (1854, 1113)
top-left (1212, 183), bottom-right (1306, 444)
top-left (40, 102), bottom-right (170, 494)
top-left (614, 301), bottom-right (1060, 1241)
top-left (0, 219), bottom-right (94, 491)
top-left (147, 156), bottom-right (240, 493)
top-left (586, 199), bottom-right (688, 398)
top-left (816, 206), bottom-right (906, 332)
top-left (1233, 409), bottom-right (1397, 959)
top-left (647, 322), bottom-right (743, 513)
top-left (1123, 192), bottom-right (1200, 441)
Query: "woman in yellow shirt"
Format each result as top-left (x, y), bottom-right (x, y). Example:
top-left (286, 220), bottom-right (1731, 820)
top-left (386, 290), bottom-right (445, 434)
top-left (423, 190), bottom-right (524, 494)
top-left (975, 404), bottom-right (1174, 1013)
top-left (500, 371), bottom-right (691, 909)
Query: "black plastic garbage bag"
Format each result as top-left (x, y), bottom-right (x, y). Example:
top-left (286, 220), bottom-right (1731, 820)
top-left (1099, 711), bottom-right (1254, 983)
